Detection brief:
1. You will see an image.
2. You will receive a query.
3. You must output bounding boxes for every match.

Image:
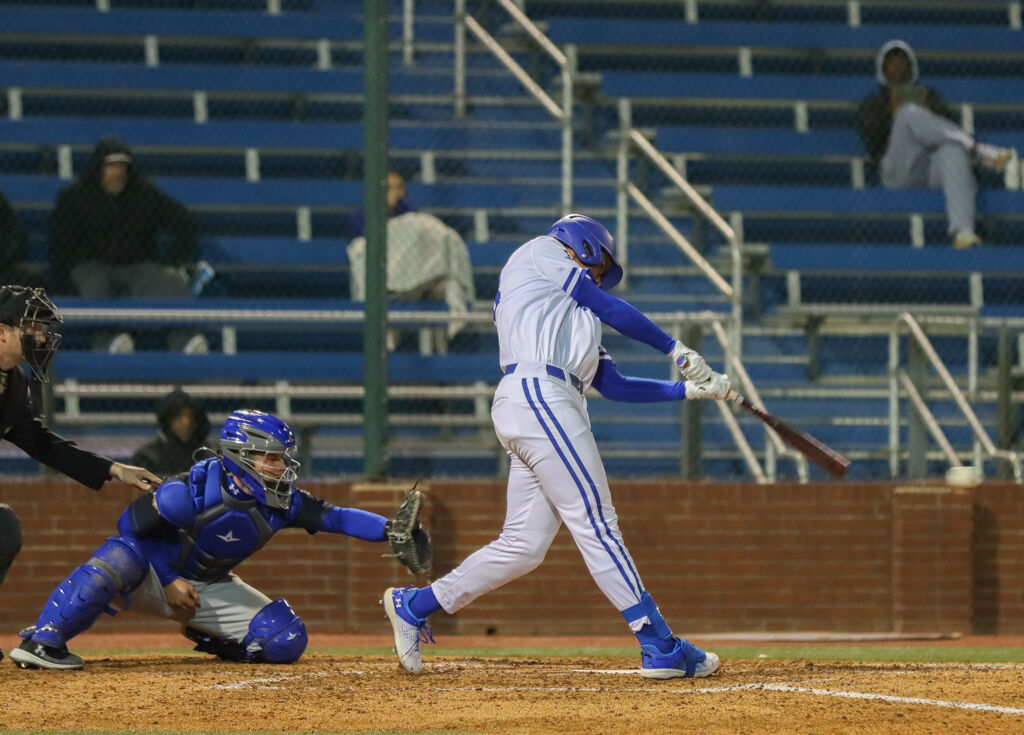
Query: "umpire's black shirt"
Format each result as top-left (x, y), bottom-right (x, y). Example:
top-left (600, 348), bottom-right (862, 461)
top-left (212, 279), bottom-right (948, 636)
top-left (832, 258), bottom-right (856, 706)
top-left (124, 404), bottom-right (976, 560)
top-left (0, 367), bottom-right (112, 489)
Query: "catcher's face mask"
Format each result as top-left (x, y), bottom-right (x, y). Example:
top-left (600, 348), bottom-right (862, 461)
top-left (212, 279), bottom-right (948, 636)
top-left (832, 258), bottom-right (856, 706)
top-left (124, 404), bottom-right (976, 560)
top-left (220, 409), bottom-right (300, 509)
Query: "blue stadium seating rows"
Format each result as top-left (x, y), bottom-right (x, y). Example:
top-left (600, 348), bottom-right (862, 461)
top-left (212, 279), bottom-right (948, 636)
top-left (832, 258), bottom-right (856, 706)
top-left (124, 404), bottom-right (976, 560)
top-left (547, 19), bottom-right (1024, 53)
top-left (0, 173), bottom-right (617, 209)
top-left (0, 60), bottom-right (528, 97)
top-left (0, 118), bottom-right (566, 152)
top-left (602, 72), bottom-right (1024, 105)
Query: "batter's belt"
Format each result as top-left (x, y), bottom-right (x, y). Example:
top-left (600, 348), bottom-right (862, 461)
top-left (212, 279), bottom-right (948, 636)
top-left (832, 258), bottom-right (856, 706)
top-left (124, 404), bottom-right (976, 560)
top-left (502, 362), bottom-right (584, 395)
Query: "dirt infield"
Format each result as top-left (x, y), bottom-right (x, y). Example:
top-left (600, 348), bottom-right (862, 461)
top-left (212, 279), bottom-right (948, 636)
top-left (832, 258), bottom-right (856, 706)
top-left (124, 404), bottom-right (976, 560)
top-left (3, 635), bottom-right (1024, 735)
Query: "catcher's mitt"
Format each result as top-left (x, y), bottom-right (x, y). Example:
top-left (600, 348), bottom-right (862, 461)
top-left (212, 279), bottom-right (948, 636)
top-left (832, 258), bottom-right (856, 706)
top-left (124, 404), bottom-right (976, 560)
top-left (384, 483), bottom-right (433, 575)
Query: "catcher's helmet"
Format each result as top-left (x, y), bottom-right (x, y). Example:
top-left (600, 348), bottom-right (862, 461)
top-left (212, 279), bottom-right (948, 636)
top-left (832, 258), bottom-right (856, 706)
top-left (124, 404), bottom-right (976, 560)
top-left (220, 410), bottom-right (299, 509)
top-left (547, 214), bottom-right (623, 291)
top-left (0, 285), bottom-right (63, 382)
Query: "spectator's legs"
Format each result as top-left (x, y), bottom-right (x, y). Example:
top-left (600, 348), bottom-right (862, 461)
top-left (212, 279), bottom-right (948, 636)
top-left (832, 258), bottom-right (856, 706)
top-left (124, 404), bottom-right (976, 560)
top-left (928, 143), bottom-right (977, 236)
top-left (881, 103), bottom-right (979, 239)
top-left (880, 103), bottom-right (974, 189)
top-left (71, 262), bottom-right (127, 351)
top-left (70, 261), bottom-right (116, 298)
top-left (0, 504), bottom-right (23, 587)
top-left (125, 263), bottom-right (208, 352)
top-left (125, 262), bottom-right (189, 298)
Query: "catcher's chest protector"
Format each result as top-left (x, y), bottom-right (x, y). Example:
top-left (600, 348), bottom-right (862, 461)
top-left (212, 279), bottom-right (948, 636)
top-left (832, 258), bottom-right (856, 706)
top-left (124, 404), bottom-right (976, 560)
top-left (173, 461), bottom-right (287, 583)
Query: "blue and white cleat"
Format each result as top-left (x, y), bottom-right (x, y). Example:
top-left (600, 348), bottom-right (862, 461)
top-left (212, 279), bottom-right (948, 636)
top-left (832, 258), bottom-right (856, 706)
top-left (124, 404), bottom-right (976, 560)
top-left (640, 636), bottom-right (719, 679)
top-left (382, 586), bottom-right (433, 674)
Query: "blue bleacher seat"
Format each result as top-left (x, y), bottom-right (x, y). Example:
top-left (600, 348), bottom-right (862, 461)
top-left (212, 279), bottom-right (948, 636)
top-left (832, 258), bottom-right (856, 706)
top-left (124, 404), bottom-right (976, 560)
top-left (770, 244), bottom-right (1024, 273)
top-left (548, 19), bottom-right (1024, 53)
top-left (602, 72), bottom-right (1024, 105)
top-left (713, 185), bottom-right (1023, 215)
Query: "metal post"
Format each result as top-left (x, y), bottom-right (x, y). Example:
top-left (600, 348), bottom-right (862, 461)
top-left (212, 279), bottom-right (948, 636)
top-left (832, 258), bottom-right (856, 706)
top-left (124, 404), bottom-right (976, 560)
top-left (997, 327), bottom-right (1019, 479)
top-left (454, 0), bottom-right (466, 118)
top-left (617, 98), bottom-right (630, 290)
top-left (363, 0), bottom-right (389, 480)
top-left (680, 324), bottom-right (703, 479)
top-left (888, 324), bottom-right (900, 478)
top-left (561, 44), bottom-right (575, 214)
top-left (907, 337), bottom-right (928, 479)
top-left (403, 0), bottom-right (415, 65)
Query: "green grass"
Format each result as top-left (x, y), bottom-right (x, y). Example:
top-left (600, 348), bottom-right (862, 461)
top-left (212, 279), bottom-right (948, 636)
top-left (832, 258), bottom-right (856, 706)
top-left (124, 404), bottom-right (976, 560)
top-left (71, 644), bottom-right (1024, 664)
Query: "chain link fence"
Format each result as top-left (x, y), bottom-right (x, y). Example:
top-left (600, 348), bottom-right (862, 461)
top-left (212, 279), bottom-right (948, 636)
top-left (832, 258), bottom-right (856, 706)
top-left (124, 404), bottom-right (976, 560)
top-left (1, 0), bottom-right (1021, 481)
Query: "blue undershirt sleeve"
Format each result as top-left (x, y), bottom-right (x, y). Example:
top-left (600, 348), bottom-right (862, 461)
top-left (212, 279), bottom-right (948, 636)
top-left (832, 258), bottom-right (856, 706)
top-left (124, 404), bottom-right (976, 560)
top-left (318, 506), bottom-right (388, 541)
top-left (592, 349), bottom-right (687, 403)
top-left (569, 275), bottom-right (675, 354)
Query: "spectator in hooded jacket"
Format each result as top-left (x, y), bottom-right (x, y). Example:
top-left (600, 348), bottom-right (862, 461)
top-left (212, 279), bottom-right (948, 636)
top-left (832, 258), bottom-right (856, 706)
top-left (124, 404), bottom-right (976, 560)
top-left (855, 40), bottom-right (1013, 249)
top-left (48, 136), bottom-right (207, 353)
top-left (130, 388), bottom-right (212, 478)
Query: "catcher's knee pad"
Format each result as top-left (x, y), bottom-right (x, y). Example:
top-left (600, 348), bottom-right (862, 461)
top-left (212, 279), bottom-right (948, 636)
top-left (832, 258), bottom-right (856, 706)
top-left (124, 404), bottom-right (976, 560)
top-left (29, 536), bottom-right (148, 647)
top-left (242, 598), bottom-right (308, 663)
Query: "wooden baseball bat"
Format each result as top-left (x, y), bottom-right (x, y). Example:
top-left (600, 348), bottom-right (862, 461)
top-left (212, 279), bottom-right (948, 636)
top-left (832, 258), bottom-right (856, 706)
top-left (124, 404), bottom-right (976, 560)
top-left (736, 396), bottom-right (851, 478)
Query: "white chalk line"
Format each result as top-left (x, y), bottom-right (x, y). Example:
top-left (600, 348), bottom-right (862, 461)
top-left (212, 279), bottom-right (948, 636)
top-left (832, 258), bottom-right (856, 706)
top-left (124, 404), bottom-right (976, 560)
top-left (206, 665), bottom-right (1024, 716)
top-left (751, 683), bottom-right (1024, 716)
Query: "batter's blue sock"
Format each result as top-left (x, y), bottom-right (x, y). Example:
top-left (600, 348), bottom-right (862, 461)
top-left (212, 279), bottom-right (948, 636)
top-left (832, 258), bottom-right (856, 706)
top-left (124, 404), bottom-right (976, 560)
top-left (408, 584), bottom-right (442, 619)
top-left (635, 624), bottom-right (677, 654)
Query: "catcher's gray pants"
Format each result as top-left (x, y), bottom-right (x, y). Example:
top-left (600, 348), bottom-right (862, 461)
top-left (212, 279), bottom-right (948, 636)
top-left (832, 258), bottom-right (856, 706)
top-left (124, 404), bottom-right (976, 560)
top-left (120, 567), bottom-right (272, 643)
top-left (880, 103), bottom-right (977, 235)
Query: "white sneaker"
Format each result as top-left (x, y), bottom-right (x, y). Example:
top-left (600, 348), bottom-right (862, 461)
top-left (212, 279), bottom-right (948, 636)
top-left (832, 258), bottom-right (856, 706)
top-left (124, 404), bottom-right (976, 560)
top-left (974, 143), bottom-right (1012, 171)
top-left (953, 229), bottom-right (981, 249)
top-left (182, 334), bottom-right (209, 354)
top-left (107, 332), bottom-right (135, 354)
top-left (382, 586), bottom-right (432, 674)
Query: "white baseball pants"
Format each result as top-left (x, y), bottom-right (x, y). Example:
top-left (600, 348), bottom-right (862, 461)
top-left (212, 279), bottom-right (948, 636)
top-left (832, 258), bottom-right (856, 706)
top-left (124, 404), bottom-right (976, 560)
top-left (431, 368), bottom-right (646, 618)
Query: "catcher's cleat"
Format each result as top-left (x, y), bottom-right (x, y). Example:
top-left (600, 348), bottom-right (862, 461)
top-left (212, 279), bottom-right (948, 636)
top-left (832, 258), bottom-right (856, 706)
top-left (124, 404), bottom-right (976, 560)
top-left (10, 638), bottom-right (84, 670)
top-left (640, 637), bottom-right (719, 680)
top-left (382, 586), bottom-right (433, 674)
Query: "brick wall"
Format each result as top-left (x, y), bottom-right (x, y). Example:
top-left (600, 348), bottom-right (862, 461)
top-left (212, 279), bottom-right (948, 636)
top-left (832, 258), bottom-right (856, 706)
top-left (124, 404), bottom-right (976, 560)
top-left (1, 479), bottom-right (1020, 635)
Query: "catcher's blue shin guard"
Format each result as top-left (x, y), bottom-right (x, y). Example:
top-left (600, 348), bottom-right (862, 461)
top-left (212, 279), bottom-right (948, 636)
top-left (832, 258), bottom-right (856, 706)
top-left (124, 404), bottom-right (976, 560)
top-left (25, 537), bottom-right (147, 647)
top-left (243, 598), bottom-right (308, 663)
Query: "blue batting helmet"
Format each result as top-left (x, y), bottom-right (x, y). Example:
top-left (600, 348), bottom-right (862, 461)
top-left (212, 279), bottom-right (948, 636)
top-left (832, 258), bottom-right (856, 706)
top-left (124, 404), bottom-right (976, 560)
top-left (220, 410), bottom-right (299, 509)
top-left (547, 214), bottom-right (623, 291)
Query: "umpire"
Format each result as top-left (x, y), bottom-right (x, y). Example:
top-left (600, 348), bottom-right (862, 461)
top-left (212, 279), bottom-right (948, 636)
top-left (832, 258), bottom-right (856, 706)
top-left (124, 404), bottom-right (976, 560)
top-left (0, 284), bottom-right (161, 660)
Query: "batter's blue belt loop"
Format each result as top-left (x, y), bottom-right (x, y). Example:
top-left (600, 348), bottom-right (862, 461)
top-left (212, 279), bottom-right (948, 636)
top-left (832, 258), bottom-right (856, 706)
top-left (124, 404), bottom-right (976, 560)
top-left (503, 363), bottom-right (583, 395)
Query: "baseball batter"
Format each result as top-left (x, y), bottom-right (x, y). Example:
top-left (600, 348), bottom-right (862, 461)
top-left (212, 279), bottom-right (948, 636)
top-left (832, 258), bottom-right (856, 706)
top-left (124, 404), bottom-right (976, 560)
top-left (384, 214), bottom-right (735, 679)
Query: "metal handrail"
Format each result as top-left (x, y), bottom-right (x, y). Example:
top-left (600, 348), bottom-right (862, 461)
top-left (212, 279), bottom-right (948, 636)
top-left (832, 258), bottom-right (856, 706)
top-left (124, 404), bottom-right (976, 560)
top-left (617, 100), bottom-right (744, 364)
top-left (898, 312), bottom-right (1022, 480)
top-left (898, 370), bottom-right (962, 468)
top-left (711, 321), bottom-right (808, 483)
top-left (455, 0), bottom-right (573, 212)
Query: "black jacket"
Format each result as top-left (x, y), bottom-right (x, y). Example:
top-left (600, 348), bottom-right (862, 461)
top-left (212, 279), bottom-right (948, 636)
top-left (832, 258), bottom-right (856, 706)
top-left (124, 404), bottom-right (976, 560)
top-left (855, 40), bottom-right (954, 163)
top-left (48, 136), bottom-right (198, 294)
top-left (130, 389), bottom-right (211, 479)
top-left (0, 366), bottom-right (112, 489)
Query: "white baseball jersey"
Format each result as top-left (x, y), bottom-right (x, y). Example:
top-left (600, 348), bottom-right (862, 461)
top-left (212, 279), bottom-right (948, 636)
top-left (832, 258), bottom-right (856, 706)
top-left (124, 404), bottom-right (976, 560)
top-left (494, 236), bottom-right (601, 386)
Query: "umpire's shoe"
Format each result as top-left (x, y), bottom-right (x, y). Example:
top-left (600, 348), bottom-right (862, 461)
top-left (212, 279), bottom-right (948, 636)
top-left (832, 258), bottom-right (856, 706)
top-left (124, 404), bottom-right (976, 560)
top-left (382, 586), bottom-right (433, 674)
top-left (641, 636), bottom-right (719, 680)
top-left (10, 638), bottom-right (84, 670)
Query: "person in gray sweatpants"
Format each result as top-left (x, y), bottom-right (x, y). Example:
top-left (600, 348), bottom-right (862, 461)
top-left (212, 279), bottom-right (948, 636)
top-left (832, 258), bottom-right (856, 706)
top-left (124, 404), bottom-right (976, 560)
top-left (855, 39), bottom-right (1013, 249)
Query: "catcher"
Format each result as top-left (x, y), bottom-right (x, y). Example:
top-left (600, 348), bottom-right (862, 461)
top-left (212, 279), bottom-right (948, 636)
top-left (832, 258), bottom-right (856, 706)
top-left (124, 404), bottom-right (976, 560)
top-left (10, 409), bottom-right (431, 670)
